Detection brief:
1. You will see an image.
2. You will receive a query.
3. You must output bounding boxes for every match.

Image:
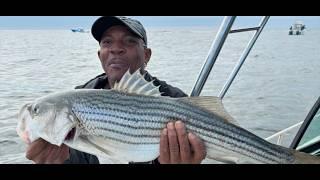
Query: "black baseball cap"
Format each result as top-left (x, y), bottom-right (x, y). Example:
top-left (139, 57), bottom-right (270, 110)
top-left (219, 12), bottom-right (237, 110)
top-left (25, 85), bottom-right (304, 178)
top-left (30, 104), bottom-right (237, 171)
top-left (91, 16), bottom-right (147, 46)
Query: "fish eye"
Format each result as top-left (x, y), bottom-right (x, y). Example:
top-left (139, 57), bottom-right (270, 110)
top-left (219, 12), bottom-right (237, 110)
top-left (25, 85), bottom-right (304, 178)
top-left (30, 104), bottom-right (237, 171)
top-left (33, 105), bottom-right (40, 114)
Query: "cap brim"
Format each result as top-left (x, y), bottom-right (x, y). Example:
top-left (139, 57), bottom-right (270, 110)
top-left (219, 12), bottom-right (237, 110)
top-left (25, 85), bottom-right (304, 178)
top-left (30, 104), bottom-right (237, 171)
top-left (91, 16), bottom-right (143, 42)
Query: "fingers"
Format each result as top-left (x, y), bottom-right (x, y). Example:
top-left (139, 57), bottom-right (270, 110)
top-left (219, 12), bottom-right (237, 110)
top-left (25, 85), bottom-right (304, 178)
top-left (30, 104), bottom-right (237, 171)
top-left (26, 138), bottom-right (49, 162)
top-left (175, 121), bottom-right (191, 163)
top-left (188, 133), bottom-right (206, 163)
top-left (26, 138), bottom-right (69, 164)
top-left (167, 122), bottom-right (180, 163)
top-left (46, 144), bottom-right (69, 164)
top-left (159, 128), bottom-right (169, 164)
top-left (45, 145), bottom-right (60, 163)
top-left (159, 120), bottom-right (206, 164)
top-left (60, 144), bottom-right (70, 162)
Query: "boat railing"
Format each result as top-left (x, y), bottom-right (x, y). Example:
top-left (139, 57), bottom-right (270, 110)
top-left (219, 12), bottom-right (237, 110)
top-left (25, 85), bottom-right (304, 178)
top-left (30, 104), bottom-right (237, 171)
top-left (189, 16), bottom-right (307, 147)
top-left (190, 16), bottom-right (270, 98)
top-left (265, 121), bottom-right (303, 145)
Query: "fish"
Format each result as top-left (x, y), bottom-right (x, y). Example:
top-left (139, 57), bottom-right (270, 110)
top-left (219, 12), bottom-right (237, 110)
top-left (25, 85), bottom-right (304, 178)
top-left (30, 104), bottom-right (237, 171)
top-left (17, 69), bottom-right (320, 164)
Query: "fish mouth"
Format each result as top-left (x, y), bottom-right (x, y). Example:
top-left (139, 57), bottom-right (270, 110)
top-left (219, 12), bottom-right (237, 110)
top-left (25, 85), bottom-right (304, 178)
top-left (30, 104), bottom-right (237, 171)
top-left (64, 127), bottom-right (76, 141)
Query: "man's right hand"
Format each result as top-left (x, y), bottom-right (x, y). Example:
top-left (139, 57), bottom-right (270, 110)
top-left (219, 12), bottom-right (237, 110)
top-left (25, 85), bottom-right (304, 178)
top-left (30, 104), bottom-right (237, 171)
top-left (26, 138), bottom-right (69, 164)
top-left (158, 121), bottom-right (206, 164)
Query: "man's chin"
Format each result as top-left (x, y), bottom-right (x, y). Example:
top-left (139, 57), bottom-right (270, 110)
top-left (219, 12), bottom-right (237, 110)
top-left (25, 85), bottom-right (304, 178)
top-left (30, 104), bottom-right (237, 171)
top-left (107, 68), bottom-right (126, 82)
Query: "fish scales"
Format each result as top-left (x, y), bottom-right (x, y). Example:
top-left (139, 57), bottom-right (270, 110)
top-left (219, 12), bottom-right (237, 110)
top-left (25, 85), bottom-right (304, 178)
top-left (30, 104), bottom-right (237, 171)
top-left (69, 90), bottom-right (294, 163)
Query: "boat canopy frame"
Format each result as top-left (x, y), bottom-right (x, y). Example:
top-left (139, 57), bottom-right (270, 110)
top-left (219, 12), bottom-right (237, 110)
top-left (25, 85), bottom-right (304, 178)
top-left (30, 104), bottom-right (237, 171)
top-left (190, 16), bottom-right (319, 148)
top-left (190, 16), bottom-right (270, 99)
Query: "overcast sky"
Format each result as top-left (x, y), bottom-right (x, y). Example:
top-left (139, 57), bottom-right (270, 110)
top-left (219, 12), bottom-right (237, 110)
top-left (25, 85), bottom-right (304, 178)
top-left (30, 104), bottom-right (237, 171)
top-left (0, 16), bottom-right (319, 29)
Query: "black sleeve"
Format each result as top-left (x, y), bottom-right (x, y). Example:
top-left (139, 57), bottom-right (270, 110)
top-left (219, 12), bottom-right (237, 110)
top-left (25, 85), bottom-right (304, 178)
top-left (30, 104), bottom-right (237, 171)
top-left (64, 148), bottom-right (99, 164)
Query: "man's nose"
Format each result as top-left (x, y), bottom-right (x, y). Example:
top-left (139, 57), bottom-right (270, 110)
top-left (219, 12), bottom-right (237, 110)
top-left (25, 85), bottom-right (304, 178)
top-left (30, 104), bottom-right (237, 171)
top-left (110, 41), bottom-right (126, 55)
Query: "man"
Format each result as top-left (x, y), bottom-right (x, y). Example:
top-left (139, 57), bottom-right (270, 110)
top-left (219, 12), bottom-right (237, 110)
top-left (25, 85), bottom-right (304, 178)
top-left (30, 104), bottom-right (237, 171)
top-left (25, 16), bottom-right (206, 164)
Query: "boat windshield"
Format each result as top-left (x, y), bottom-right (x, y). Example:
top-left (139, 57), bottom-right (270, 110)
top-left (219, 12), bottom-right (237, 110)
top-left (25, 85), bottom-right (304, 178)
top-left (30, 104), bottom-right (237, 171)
top-left (296, 108), bottom-right (320, 155)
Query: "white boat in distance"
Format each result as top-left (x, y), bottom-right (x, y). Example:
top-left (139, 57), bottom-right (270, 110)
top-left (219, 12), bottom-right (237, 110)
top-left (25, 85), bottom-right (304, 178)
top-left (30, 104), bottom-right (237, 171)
top-left (289, 21), bottom-right (306, 35)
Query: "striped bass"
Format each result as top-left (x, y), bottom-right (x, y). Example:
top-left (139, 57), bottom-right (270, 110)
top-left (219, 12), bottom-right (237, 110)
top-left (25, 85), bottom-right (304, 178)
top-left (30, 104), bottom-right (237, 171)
top-left (17, 69), bottom-right (320, 164)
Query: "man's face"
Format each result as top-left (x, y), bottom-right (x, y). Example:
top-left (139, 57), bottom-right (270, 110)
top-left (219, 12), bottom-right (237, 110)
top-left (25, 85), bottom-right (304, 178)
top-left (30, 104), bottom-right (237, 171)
top-left (98, 25), bottom-right (151, 84)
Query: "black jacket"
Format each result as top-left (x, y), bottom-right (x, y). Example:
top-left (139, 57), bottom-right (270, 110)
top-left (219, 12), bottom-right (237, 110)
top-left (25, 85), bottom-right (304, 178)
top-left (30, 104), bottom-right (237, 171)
top-left (64, 71), bottom-right (187, 164)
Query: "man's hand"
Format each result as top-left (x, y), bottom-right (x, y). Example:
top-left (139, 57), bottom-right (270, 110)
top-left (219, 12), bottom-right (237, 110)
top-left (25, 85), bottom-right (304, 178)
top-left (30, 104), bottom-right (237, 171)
top-left (26, 138), bottom-right (69, 164)
top-left (158, 121), bottom-right (206, 164)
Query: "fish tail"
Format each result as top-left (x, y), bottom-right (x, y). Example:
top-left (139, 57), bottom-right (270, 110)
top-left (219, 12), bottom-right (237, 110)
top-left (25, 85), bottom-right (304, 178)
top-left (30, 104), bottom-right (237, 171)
top-left (291, 150), bottom-right (320, 164)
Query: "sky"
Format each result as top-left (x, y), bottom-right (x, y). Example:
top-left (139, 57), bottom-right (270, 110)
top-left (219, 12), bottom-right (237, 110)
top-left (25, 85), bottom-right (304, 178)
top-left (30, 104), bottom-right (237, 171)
top-left (0, 16), bottom-right (319, 29)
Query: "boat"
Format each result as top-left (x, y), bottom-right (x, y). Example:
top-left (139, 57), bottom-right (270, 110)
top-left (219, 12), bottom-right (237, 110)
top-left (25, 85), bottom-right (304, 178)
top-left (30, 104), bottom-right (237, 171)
top-left (289, 21), bottom-right (306, 35)
top-left (71, 28), bottom-right (89, 33)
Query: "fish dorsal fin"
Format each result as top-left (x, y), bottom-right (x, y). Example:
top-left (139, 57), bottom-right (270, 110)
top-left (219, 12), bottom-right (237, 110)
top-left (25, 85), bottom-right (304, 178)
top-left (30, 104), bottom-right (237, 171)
top-left (180, 96), bottom-right (239, 126)
top-left (113, 69), bottom-right (162, 96)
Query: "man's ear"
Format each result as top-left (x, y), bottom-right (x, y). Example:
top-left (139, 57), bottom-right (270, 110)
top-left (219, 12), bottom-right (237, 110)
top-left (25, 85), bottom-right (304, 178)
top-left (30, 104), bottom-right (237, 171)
top-left (144, 48), bottom-right (152, 64)
top-left (98, 50), bottom-right (102, 62)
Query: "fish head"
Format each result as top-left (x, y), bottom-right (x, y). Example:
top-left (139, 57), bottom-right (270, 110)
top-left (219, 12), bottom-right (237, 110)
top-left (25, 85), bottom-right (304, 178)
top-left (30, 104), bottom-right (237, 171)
top-left (17, 95), bottom-right (77, 146)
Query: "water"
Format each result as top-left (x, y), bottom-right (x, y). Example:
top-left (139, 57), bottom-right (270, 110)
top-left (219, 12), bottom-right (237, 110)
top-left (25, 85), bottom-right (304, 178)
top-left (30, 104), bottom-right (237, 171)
top-left (1, 28), bottom-right (319, 163)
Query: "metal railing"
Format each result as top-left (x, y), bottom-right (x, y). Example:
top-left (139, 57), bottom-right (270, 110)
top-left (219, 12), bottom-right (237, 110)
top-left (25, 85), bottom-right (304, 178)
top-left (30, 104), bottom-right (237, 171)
top-left (218, 16), bottom-right (270, 99)
top-left (265, 121), bottom-right (303, 145)
top-left (190, 16), bottom-right (270, 99)
top-left (190, 16), bottom-right (236, 97)
top-left (188, 16), bottom-right (310, 148)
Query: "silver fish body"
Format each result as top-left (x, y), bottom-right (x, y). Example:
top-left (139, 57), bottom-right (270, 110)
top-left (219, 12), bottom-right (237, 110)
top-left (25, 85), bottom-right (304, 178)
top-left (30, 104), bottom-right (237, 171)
top-left (71, 89), bottom-right (297, 164)
top-left (16, 89), bottom-right (312, 163)
top-left (17, 70), bottom-right (320, 164)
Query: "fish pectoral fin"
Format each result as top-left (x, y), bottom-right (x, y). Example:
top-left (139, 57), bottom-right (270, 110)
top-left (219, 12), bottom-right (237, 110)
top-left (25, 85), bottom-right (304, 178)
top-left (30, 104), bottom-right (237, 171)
top-left (81, 136), bottom-right (128, 164)
top-left (97, 156), bottom-right (126, 164)
top-left (179, 96), bottom-right (239, 126)
top-left (82, 136), bottom-right (116, 157)
top-left (113, 68), bottom-right (162, 97)
top-left (207, 154), bottom-right (240, 164)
